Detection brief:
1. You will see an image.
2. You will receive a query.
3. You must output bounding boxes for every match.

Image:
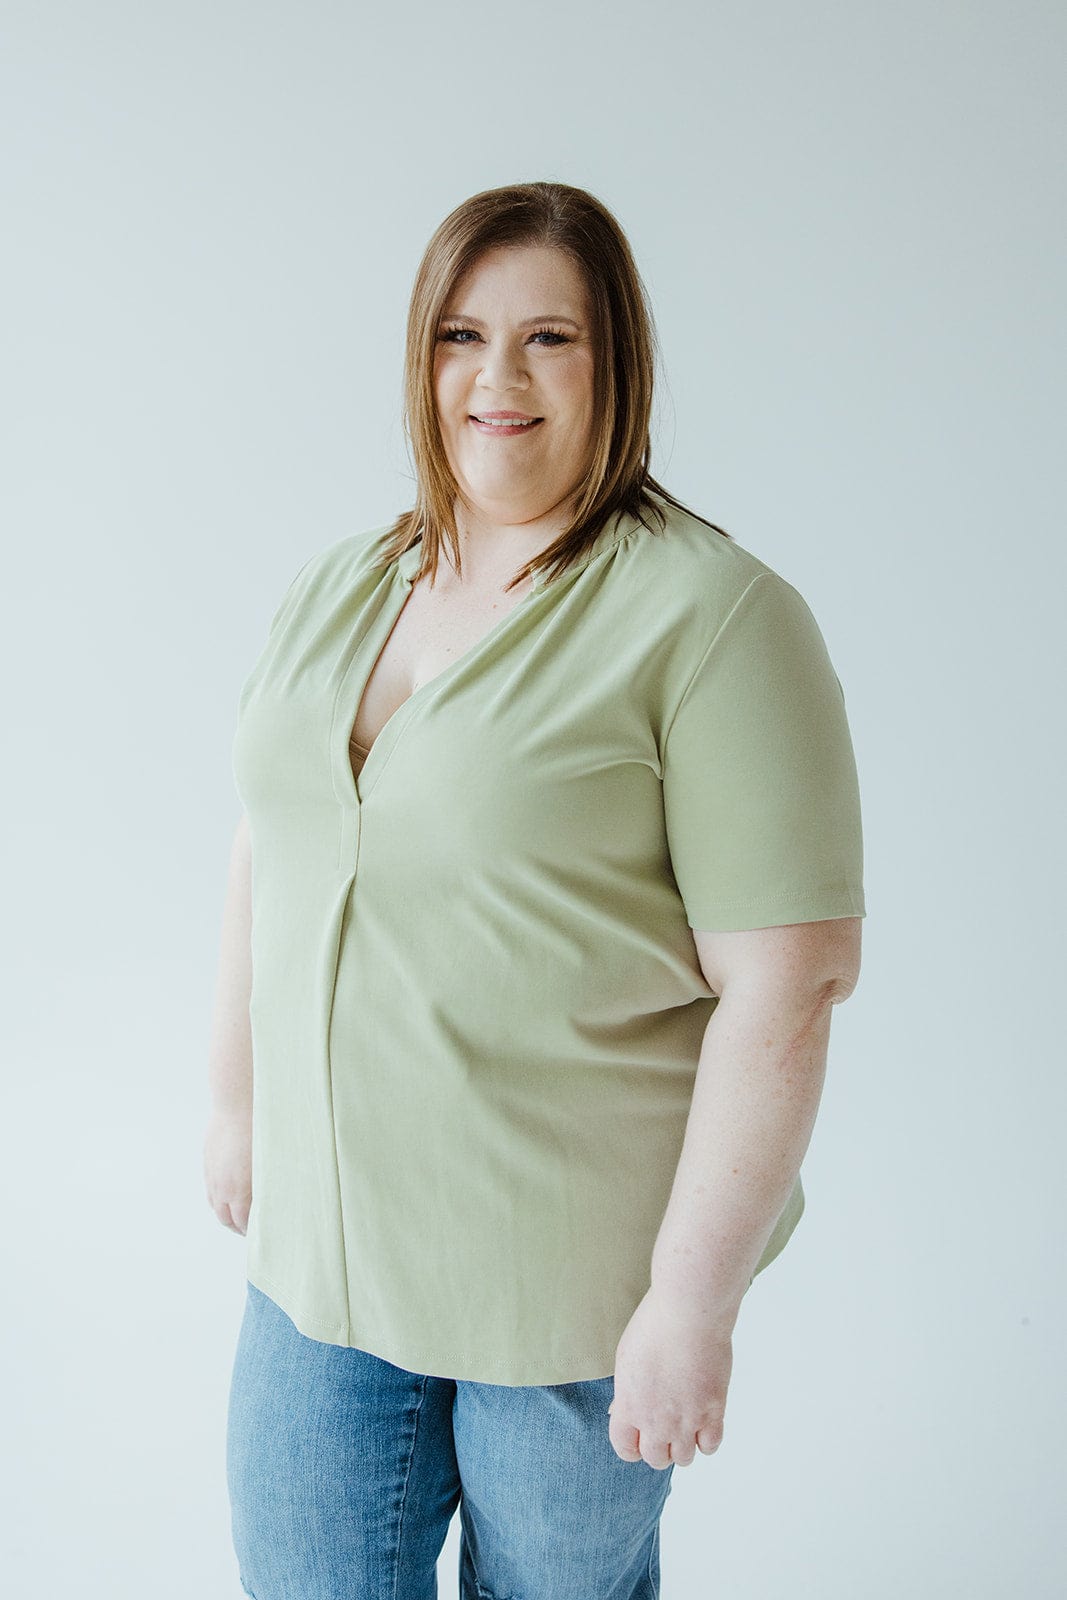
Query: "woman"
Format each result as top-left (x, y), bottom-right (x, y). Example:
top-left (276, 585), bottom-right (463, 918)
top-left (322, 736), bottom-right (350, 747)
top-left (204, 181), bottom-right (865, 1600)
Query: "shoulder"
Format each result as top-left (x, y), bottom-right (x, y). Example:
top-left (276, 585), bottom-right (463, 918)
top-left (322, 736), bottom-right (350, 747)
top-left (271, 521), bottom-right (399, 615)
top-left (290, 521), bottom-right (395, 591)
top-left (253, 522), bottom-right (397, 648)
top-left (624, 497), bottom-right (806, 650)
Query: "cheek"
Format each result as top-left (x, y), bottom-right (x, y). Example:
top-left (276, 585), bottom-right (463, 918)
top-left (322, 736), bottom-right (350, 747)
top-left (433, 367), bottom-right (465, 436)
top-left (556, 358), bottom-right (596, 418)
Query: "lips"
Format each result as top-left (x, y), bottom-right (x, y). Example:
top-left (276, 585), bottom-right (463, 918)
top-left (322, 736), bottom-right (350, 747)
top-left (469, 414), bottom-right (544, 434)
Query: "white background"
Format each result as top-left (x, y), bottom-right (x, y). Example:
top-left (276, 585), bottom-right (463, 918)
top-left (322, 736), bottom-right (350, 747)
top-left (2, 2), bottom-right (1063, 1595)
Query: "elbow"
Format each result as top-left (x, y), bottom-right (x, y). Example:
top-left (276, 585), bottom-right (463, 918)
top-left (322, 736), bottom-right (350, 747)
top-left (823, 974), bottom-right (857, 1006)
top-left (821, 957), bottom-right (861, 1006)
top-left (819, 916), bottom-right (863, 1006)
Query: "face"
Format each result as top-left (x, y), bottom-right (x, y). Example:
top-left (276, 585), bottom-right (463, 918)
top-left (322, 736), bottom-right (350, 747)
top-left (432, 244), bottom-right (597, 531)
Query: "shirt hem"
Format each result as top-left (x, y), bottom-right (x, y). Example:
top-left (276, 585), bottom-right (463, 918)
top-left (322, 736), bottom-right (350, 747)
top-left (245, 1267), bottom-right (619, 1386)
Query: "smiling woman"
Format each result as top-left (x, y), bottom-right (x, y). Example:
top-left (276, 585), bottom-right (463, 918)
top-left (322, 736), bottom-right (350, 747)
top-left (429, 243), bottom-right (599, 567)
top-left (211, 180), bottom-right (866, 1600)
top-left (373, 180), bottom-right (732, 600)
top-left (435, 252), bottom-right (598, 518)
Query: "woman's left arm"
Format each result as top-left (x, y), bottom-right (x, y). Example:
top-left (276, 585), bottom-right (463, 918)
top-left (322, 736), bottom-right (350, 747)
top-left (609, 916), bottom-right (862, 1468)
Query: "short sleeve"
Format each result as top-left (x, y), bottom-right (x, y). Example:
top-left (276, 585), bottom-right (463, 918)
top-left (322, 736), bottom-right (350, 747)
top-left (661, 570), bottom-right (866, 931)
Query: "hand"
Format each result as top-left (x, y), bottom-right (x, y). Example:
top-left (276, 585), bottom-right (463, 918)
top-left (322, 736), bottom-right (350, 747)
top-left (203, 1105), bottom-right (252, 1235)
top-left (608, 1285), bottom-right (734, 1468)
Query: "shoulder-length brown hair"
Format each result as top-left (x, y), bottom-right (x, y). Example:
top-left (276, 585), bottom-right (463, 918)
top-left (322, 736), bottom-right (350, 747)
top-left (378, 180), bottom-right (731, 593)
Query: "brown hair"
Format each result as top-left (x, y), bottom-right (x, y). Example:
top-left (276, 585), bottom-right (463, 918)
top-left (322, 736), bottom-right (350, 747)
top-left (378, 180), bottom-right (732, 593)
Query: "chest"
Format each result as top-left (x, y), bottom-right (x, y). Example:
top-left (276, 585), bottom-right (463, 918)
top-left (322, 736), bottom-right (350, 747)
top-left (349, 569), bottom-right (535, 769)
top-left (233, 554), bottom-right (676, 878)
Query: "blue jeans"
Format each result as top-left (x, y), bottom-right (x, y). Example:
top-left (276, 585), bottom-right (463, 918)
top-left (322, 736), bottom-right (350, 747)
top-left (226, 1281), bottom-right (675, 1599)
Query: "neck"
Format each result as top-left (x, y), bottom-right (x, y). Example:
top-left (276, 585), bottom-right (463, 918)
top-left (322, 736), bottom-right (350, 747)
top-left (450, 495), bottom-right (573, 587)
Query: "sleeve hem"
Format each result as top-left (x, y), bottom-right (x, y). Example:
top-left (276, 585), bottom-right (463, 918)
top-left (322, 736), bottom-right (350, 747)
top-left (686, 886), bottom-right (866, 932)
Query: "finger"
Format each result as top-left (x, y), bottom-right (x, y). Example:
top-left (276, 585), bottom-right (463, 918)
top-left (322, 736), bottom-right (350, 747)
top-left (613, 1443), bottom-right (643, 1462)
top-left (696, 1425), bottom-right (722, 1454)
top-left (640, 1437), bottom-right (673, 1471)
top-left (608, 1418), bottom-right (642, 1462)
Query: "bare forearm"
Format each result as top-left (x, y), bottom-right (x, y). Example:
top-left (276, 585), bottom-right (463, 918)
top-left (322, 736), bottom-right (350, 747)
top-left (650, 980), bottom-right (837, 1330)
top-left (207, 814), bottom-right (255, 1116)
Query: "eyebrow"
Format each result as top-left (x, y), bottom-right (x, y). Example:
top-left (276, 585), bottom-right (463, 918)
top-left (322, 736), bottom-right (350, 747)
top-left (440, 312), bottom-right (581, 329)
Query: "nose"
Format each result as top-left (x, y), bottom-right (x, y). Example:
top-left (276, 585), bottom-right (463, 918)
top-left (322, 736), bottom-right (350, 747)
top-left (474, 338), bottom-right (531, 396)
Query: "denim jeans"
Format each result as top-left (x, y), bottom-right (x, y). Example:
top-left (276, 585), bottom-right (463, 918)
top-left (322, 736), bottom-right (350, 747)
top-left (226, 1281), bottom-right (675, 1599)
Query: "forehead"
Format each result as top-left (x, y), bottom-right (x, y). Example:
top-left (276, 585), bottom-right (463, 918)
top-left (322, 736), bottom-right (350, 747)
top-left (447, 244), bottom-right (590, 321)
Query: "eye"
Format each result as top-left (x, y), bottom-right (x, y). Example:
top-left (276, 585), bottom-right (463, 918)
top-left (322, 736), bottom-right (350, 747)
top-left (437, 325), bottom-right (571, 347)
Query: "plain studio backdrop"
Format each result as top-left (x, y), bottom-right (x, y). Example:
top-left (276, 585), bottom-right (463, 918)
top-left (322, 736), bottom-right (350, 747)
top-left (1, 2), bottom-right (1062, 1596)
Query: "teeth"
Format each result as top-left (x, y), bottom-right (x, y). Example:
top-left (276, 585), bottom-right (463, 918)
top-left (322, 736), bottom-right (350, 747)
top-left (474, 416), bottom-right (537, 427)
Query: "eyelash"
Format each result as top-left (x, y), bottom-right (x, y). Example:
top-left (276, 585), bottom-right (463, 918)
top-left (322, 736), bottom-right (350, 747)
top-left (438, 325), bottom-right (570, 347)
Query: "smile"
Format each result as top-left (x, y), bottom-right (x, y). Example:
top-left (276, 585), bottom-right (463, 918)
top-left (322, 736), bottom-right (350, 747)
top-left (469, 415), bottom-right (544, 435)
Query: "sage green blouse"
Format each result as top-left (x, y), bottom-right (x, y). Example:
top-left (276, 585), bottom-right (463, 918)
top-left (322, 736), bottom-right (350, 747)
top-left (231, 495), bottom-right (866, 1385)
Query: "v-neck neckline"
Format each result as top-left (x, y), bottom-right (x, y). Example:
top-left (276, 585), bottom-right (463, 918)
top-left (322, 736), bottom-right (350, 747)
top-left (334, 555), bottom-right (538, 812)
top-left (333, 506), bottom-right (642, 812)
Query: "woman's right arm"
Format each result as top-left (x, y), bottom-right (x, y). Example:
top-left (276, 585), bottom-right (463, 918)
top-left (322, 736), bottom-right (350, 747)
top-left (202, 812), bottom-right (255, 1236)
